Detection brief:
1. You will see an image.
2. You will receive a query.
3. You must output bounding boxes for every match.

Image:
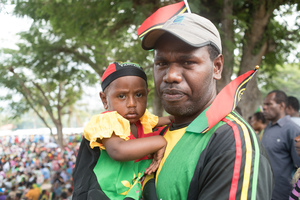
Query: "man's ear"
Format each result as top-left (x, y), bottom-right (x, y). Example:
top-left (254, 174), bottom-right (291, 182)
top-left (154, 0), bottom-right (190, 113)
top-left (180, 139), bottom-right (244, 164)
top-left (99, 91), bottom-right (108, 110)
top-left (280, 102), bottom-right (286, 111)
top-left (213, 54), bottom-right (223, 80)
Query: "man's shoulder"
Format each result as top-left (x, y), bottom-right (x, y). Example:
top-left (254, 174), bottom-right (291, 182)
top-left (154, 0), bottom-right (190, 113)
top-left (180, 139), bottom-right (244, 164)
top-left (290, 117), bottom-right (300, 128)
top-left (207, 112), bottom-right (256, 148)
top-left (282, 116), bottom-right (300, 130)
top-left (213, 112), bottom-right (250, 135)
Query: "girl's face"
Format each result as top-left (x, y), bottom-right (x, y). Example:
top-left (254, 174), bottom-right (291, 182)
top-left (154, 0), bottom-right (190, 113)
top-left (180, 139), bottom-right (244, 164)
top-left (100, 76), bottom-right (148, 124)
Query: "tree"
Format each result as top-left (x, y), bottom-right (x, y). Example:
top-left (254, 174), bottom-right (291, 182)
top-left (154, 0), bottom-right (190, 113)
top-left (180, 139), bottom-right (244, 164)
top-left (0, 24), bottom-right (98, 147)
top-left (191, 0), bottom-right (300, 119)
top-left (259, 63), bottom-right (300, 100)
top-left (10, 0), bottom-right (167, 116)
top-left (2, 0), bottom-right (300, 121)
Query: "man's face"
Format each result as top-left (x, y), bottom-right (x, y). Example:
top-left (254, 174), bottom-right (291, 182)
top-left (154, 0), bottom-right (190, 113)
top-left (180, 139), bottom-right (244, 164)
top-left (153, 35), bottom-right (223, 124)
top-left (263, 93), bottom-right (282, 123)
top-left (285, 105), bottom-right (294, 116)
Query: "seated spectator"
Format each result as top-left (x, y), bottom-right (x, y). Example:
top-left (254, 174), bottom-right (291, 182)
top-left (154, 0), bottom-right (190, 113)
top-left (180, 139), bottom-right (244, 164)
top-left (250, 111), bottom-right (267, 139)
top-left (24, 184), bottom-right (41, 200)
top-left (25, 184), bottom-right (41, 200)
top-left (38, 189), bottom-right (49, 200)
top-left (7, 185), bottom-right (17, 199)
top-left (0, 188), bottom-right (7, 200)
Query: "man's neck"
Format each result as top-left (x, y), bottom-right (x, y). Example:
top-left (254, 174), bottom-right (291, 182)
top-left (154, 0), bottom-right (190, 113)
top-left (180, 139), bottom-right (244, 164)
top-left (271, 113), bottom-right (286, 125)
top-left (291, 112), bottom-right (300, 117)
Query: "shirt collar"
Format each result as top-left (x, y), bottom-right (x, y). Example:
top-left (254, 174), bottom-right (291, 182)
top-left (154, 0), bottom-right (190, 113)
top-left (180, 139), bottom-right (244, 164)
top-left (270, 115), bottom-right (290, 127)
top-left (185, 106), bottom-right (210, 134)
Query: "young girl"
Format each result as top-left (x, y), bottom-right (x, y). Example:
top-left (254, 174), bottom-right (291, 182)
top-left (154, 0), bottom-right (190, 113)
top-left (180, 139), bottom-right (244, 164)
top-left (73, 62), bottom-right (172, 200)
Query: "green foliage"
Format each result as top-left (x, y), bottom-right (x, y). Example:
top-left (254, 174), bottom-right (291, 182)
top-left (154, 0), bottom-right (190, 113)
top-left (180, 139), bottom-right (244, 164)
top-left (0, 23), bottom-right (98, 133)
top-left (259, 63), bottom-right (300, 99)
top-left (1, 0), bottom-right (300, 124)
top-left (11, 0), bottom-right (158, 77)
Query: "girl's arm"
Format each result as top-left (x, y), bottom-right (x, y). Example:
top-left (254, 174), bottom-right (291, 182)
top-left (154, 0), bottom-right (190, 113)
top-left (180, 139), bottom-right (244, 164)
top-left (156, 116), bottom-right (174, 127)
top-left (102, 134), bottom-right (166, 162)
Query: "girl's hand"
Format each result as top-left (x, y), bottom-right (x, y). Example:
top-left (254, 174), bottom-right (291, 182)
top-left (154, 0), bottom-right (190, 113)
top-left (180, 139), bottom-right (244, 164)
top-left (145, 145), bottom-right (166, 175)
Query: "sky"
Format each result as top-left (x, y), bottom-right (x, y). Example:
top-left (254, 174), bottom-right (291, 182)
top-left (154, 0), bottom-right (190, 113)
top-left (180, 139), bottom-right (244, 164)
top-left (0, 4), bottom-right (32, 49)
top-left (0, 4), bottom-right (103, 117)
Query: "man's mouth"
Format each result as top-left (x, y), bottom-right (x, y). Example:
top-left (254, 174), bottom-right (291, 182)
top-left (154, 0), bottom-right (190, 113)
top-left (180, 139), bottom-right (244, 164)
top-left (161, 89), bottom-right (185, 101)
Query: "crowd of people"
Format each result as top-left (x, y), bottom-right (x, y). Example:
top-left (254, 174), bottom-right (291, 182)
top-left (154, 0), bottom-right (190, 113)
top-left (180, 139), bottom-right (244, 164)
top-left (0, 134), bottom-right (82, 200)
top-left (248, 93), bottom-right (300, 199)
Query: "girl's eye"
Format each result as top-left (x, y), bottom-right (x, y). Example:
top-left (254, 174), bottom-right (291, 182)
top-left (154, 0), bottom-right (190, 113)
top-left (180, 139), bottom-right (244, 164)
top-left (136, 93), bottom-right (143, 98)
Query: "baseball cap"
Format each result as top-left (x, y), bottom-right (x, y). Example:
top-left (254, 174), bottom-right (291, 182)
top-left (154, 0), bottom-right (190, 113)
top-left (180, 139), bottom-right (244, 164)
top-left (101, 62), bottom-right (147, 91)
top-left (141, 13), bottom-right (222, 53)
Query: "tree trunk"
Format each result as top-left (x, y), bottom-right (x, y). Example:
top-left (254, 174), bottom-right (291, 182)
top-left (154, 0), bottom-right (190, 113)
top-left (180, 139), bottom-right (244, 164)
top-left (152, 88), bottom-right (164, 117)
top-left (56, 121), bottom-right (64, 148)
top-left (238, 2), bottom-right (272, 120)
top-left (217, 0), bottom-right (234, 93)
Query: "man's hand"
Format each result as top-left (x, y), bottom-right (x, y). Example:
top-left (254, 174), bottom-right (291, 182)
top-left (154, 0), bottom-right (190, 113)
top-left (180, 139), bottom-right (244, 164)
top-left (145, 145), bottom-right (166, 175)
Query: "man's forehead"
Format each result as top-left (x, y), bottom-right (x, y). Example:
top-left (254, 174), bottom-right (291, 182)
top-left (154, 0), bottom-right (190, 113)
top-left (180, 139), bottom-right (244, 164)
top-left (154, 43), bottom-right (206, 57)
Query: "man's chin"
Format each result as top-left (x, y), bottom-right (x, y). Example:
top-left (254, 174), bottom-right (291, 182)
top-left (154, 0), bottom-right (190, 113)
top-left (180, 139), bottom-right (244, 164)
top-left (163, 103), bottom-right (193, 117)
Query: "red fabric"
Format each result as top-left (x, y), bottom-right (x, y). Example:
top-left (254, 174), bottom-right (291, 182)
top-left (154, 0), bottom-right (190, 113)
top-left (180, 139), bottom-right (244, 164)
top-left (102, 63), bottom-right (117, 81)
top-left (137, 1), bottom-right (187, 38)
top-left (205, 69), bottom-right (256, 130)
top-left (222, 118), bottom-right (242, 200)
top-left (132, 121), bottom-right (165, 162)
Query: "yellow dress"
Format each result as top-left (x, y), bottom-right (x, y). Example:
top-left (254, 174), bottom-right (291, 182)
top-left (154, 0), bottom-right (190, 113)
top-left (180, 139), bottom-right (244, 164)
top-left (82, 109), bottom-right (159, 200)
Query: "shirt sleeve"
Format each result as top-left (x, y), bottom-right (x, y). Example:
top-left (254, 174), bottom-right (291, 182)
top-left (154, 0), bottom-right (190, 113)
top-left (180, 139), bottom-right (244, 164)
top-left (84, 111), bottom-right (130, 149)
top-left (193, 119), bottom-right (274, 200)
top-left (139, 109), bottom-right (159, 134)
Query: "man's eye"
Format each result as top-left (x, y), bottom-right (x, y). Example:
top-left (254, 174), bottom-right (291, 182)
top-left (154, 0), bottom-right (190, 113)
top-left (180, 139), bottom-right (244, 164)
top-left (136, 93), bottom-right (143, 97)
top-left (156, 62), bottom-right (167, 67)
top-left (183, 61), bottom-right (194, 65)
top-left (118, 94), bottom-right (125, 99)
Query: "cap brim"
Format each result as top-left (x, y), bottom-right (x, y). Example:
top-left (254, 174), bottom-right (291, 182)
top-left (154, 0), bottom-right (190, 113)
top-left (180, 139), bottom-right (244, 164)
top-left (141, 29), bottom-right (166, 50)
top-left (141, 28), bottom-right (216, 51)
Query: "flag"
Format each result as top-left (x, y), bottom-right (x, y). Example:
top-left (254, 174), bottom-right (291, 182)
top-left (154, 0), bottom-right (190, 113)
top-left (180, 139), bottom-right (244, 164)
top-left (137, 1), bottom-right (188, 39)
top-left (187, 66), bottom-right (259, 133)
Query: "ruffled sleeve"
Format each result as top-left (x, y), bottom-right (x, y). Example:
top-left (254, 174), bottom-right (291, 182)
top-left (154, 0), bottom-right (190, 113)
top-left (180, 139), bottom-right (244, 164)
top-left (139, 109), bottom-right (159, 134)
top-left (84, 111), bottom-right (130, 150)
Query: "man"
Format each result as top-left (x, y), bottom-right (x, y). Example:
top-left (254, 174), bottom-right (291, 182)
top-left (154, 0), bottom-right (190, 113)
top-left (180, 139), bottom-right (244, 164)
top-left (286, 96), bottom-right (300, 126)
top-left (262, 90), bottom-right (300, 199)
top-left (141, 13), bottom-right (273, 199)
top-left (250, 111), bottom-right (267, 139)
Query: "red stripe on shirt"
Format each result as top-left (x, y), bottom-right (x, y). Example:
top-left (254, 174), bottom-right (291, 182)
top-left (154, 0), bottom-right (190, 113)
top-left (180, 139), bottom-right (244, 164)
top-left (222, 118), bottom-right (242, 200)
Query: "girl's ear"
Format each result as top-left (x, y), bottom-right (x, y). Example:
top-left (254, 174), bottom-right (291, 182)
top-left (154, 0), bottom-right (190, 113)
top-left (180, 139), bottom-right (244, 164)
top-left (99, 92), bottom-right (108, 110)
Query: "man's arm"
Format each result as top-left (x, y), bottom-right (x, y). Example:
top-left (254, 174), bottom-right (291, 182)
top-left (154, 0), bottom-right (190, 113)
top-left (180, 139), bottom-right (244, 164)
top-left (188, 118), bottom-right (274, 200)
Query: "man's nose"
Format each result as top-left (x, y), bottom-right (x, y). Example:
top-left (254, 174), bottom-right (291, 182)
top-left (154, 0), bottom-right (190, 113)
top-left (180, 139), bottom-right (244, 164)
top-left (163, 63), bottom-right (183, 83)
top-left (262, 105), bottom-right (267, 111)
